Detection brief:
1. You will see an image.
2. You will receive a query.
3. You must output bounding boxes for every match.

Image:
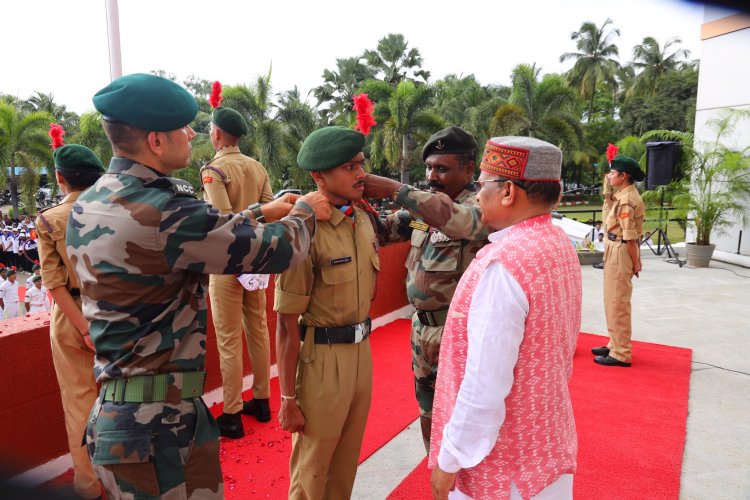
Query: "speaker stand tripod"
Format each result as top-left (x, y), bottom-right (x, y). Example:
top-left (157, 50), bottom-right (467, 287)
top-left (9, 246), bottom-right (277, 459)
top-left (642, 188), bottom-right (685, 267)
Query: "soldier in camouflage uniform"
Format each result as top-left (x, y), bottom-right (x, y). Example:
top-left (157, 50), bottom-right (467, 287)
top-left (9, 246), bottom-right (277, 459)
top-left (364, 126), bottom-right (490, 453)
top-left (66, 73), bottom-right (331, 499)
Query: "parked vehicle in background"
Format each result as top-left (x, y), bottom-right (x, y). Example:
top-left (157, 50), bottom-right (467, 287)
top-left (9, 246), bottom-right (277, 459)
top-left (273, 188), bottom-right (302, 199)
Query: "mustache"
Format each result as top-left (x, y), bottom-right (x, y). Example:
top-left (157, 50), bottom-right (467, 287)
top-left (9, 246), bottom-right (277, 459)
top-left (428, 181), bottom-right (444, 190)
top-left (354, 181), bottom-right (365, 188)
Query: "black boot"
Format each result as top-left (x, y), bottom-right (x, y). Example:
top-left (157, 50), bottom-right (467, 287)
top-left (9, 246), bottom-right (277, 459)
top-left (216, 411), bottom-right (244, 439)
top-left (420, 416), bottom-right (431, 455)
top-left (242, 398), bottom-right (271, 423)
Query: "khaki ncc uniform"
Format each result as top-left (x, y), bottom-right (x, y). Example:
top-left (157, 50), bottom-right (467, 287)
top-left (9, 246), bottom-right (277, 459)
top-left (36, 191), bottom-right (101, 499)
top-left (603, 183), bottom-right (644, 363)
top-left (201, 146), bottom-right (274, 412)
top-left (275, 205), bottom-right (379, 499)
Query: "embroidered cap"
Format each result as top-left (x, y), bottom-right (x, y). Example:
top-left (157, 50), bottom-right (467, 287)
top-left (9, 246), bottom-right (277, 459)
top-left (480, 136), bottom-right (562, 181)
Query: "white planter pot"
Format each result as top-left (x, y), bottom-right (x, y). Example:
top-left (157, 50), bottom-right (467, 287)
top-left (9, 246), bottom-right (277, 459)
top-left (686, 242), bottom-right (716, 268)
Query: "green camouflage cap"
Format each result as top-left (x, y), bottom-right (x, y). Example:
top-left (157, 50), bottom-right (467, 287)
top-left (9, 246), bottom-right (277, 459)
top-left (53, 144), bottom-right (105, 174)
top-left (297, 126), bottom-right (365, 171)
top-left (611, 155), bottom-right (645, 182)
top-left (93, 73), bottom-right (198, 131)
top-left (422, 126), bottom-right (478, 161)
top-left (212, 107), bottom-right (248, 137)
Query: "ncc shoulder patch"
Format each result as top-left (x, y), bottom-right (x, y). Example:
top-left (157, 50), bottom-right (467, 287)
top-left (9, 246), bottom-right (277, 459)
top-left (409, 220), bottom-right (429, 232)
top-left (144, 177), bottom-right (196, 198)
top-left (618, 212), bottom-right (630, 219)
top-left (202, 176), bottom-right (213, 184)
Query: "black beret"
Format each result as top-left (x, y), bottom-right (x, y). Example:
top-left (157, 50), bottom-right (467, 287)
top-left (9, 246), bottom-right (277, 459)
top-left (298, 127), bottom-right (365, 172)
top-left (611, 155), bottom-right (645, 182)
top-left (53, 145), bottom-right (105, 174)
top-left (212, 107), bottom-right (248, 137)
top-left (422, 126), bottom-right (478, 161)
top-left (93, 73), bottom-right (198, 132)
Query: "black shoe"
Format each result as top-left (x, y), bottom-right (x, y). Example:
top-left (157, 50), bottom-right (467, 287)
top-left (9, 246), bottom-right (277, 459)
top-left (593, 262), bottom-right (604, 269)
top-left (216, 412), bottom-right (244, 439)
top-left (242, 398), bottom-right (271, 423)
top-left (594, 355), bottom-right (631, 367)
top-left (591, 346), bottom-right (610, 356)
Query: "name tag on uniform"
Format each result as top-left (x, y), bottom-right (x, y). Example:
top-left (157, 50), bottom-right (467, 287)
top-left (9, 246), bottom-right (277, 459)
top-left (409, 220), bottom-right (429, 232)
top-left (330, 256), bottom-right (352, 266)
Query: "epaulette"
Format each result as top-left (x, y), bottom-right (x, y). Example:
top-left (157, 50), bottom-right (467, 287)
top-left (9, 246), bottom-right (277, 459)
top-left (143, 177), bottom-right (197, 198)
top-left (36, 213), bottom-right (54, 234)
top-left (200, 165), bottom-right (230, 185)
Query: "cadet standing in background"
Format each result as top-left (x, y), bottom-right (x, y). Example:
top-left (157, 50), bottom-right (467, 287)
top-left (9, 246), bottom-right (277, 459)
top-left (276, 126), bottom-right (379, 499)
top-left (36, 127), bottom-right (105, 499)
top-left (363, 126), bottom-right (490, 452)
top-left (201, 82), bottom-right (274, 438)
top-left (67, 73), bottom-right (330, 499)
top-left (592, 155), bottom-right (645, 367)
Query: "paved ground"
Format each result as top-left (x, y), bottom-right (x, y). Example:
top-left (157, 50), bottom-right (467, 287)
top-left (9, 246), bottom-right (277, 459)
top-left (353, 252), bottom-right (750, 499)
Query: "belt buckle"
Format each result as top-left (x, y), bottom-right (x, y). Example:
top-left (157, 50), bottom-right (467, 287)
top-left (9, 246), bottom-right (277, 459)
top-left (354, 322), bottom-right (364, 343)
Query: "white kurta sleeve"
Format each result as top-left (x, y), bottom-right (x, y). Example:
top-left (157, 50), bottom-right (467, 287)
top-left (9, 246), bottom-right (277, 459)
top-left (437, 261), bottom-right (529, 473)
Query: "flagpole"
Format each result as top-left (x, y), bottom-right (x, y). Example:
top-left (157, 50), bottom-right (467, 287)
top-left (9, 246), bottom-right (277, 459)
top-left (105, 0), bottom-right (122, 80)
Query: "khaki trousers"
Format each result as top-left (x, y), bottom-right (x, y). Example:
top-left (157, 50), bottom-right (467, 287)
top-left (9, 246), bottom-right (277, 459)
top-left (49, 299), bottom-right (101, 499)
top-left (603, 241), bottom-right (634, 363)
top-left (209, 274), bottom-right (271, 413)
top-left (289, 335), bottom-right (373, 500)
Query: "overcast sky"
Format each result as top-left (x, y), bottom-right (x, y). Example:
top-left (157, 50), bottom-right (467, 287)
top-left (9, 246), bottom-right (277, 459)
top-left (3, 0), bottom-right (705, 114)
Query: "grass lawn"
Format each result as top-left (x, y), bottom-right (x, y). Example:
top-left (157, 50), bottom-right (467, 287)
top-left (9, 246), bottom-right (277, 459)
top-left (557, 203), bottom-right (686, 244)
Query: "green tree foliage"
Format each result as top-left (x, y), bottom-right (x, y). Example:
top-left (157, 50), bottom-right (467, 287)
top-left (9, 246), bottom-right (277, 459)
top-left (560, 18), bottom-right (621, 121)
top-left (491, 64), bottom-right (583, 155)
top-left (363, 34), bottom-right (430, 85)
top-left (313, 57), bottom-right (376, 123)
top-left (364, 79), bottom-right (444, 184)
top-left (621, 65), bottom-right (698, 136)
top-left (24, 91), bottom-right (79, 133)
top-left (628, 37), bottom-right (691, 98)
top-left (0, 102), bottom-right (52, 214)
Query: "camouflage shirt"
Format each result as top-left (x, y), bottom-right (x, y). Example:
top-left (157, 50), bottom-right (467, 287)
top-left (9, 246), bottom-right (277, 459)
top-left (380, 184), bottom-right (489, 311)
top-left (67, 157), bottom-right (316, 382)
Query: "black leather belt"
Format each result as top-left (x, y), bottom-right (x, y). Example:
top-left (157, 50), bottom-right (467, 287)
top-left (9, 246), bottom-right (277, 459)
top-left (607, 232), bottom-right (622, 242)
top-left (299, 318), bottom-right (371, 344)
top-left (70, 288), bottom-right (81, 297)
top-left (416, 308), bottom-right (448, 327)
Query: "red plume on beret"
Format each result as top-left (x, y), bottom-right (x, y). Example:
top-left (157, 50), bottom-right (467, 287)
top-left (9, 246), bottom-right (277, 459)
top-left (353, 93), bottom-right (376, 136)
top-left (49, 123), bottom-right (65, 150)
top-left (606, 143), bottom-right (619, 164)
top-left (210, 81), bottom-right (223, 109)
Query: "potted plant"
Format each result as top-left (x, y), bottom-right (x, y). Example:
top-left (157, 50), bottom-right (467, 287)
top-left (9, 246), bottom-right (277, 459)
top-left (652, 109), bottom-right (750, 267)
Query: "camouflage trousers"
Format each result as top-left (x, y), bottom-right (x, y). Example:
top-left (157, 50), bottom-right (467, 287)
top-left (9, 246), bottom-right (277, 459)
top-left (410, 313), bottom-right (444, 419)
top-left (86, 390), bottom-right (223, 499)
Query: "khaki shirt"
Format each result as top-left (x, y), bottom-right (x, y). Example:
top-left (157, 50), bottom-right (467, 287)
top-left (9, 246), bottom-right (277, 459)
top-left (605, 183), bottom-right (645, 241)
top-left (274, 205), bottom-right (379, 327)
top-left (200, 146), bottom-right (273, 213)
top-left (36, 192), bottom-right (81, 291)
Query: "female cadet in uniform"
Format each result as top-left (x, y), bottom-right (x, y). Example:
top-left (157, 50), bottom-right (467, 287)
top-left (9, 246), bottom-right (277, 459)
top-left (592, 155), bottom-right (645, 368)
top-left (36, 129), bottom-right (106, 499)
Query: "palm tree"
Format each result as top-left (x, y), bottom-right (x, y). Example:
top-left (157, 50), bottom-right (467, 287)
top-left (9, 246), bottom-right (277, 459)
top-left (363, 79), bottom-right (444, 184)
top-left (277, 87), bottom-right (320, 190)
top-left (24, 91), bottom-right (79, 133)
top-left (560, 19), bottom-right (621, 122)
top-left (628, 37), bottom-right (690, 97)
top-left (491, 64), bottom-right (583, 156)
top-left (313, 57), bottom-right (376, 123)
top-left (363, 34), bottom-right (430, 85)
top-left (0, 102), bottom-right (52, 215)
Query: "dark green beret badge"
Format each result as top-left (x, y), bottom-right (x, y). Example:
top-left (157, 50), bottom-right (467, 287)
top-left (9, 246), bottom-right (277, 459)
top-left (93, 73), bottom-right (198, 131)
top-left (422, 126), bottom-right (478, 161)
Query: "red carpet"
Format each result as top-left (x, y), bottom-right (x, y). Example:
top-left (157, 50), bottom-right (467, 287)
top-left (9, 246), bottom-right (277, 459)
top-left (213, 318), bottom-right (416, 498)
top-left (388, 332), bottom-right (692, 499)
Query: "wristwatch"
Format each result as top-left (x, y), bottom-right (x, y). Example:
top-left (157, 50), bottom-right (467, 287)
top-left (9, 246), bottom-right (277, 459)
top-left (247, 202), bottom-right (265, 223)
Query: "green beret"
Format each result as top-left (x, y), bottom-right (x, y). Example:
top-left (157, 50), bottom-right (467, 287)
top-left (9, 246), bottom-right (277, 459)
top-left (6, 269), bottom-right (15, 277)
top-left (422, 126), bottom-right (478, 161)
top-left (93, 73), bottom-right (198, 131)
top-left (32, 264), bottom-right (41, 271)
top-left (212, 108), bottom-right (248, 137)
top-left (298, 127), bottom-right (365, 172)
top-left (611, 155), bottom-right (645, 182)
top-left (32, 274), bottom-right (42, 283)
top-left (53, 145), bottom-right (105, 174)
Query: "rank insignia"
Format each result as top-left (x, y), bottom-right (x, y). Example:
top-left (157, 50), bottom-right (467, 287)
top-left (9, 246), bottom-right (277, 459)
top-left (409, 220), bottom-right (429, 232)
